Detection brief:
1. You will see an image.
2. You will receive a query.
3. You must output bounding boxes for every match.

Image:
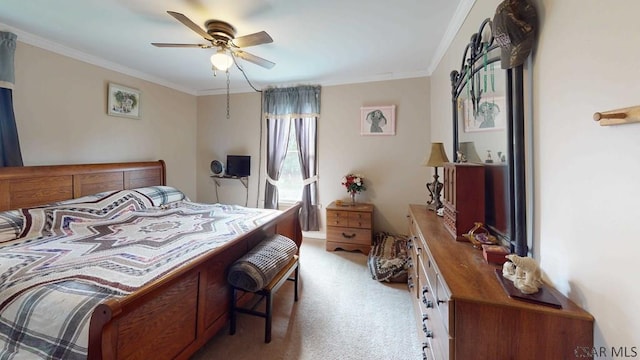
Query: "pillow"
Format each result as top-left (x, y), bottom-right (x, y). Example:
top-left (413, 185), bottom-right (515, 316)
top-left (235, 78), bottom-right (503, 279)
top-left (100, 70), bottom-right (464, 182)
top-left (53, 190), bottom-right (119, 206)
top-left (0, 210), bottom-right (24, 244)
top-left (19, 189), bottom-right (155, 239)
top-left (132, 186), bottom-right (187, 207)
top-left (227, 234), bottom-right (298, 292)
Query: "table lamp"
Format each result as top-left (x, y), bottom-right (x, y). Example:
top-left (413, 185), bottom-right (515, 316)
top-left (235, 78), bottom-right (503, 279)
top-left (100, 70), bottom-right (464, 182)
top-left (458, 141), bottom-right (482, 163)
top-left (423, 142), bottom-right (449, 211)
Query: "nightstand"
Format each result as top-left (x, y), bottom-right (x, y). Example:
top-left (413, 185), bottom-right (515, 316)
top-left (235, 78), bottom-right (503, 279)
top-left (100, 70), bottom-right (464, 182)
top-left (325, 201), bottom-right (373, 254)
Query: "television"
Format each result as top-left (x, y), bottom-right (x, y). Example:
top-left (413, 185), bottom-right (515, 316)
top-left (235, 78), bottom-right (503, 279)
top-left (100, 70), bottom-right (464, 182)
top-left (226, 155), bottom-right (251, 177)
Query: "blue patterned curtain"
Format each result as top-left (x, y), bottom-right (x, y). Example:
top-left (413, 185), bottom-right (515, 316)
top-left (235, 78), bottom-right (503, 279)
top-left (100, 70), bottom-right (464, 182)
top-left (0, 31), bottom-right (23, 166)
top-left (262, 85), bottom-right (320, 231)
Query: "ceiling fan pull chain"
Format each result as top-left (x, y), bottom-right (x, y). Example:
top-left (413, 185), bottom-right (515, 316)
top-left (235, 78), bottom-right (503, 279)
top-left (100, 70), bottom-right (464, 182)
top-left (226, 70), bottom-right (231, 119)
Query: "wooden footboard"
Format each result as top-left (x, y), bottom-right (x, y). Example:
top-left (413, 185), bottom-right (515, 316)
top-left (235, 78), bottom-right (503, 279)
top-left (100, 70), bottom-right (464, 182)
top-left (0, 160), bottom-right (302, 360)
top-left (88, 203), bottom-right (302, 360)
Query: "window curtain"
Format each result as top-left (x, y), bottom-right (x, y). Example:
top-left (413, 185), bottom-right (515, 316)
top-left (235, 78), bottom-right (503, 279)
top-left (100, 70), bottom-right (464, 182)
top-left (262, 85), bottom-right (320, 231)
top-left (0, 32), bottom-right (23, 167)
top-left (294, 117), bottom-right (319, 231)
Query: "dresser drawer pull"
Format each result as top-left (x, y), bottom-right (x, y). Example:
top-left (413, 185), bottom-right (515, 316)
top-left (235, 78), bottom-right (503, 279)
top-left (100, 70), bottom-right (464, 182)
top-left (341, 232), bottom-right (356, 239)
top-left (422, 297), bottom-right (434, 308)
top-left (422, 314), bottom-right (428, 322)
top-left (425, 330), bottom-right (434, 338)
top-left (422, 286), bottom-right (429, 295)
top-left (437, 299), bottom-right (446, 305)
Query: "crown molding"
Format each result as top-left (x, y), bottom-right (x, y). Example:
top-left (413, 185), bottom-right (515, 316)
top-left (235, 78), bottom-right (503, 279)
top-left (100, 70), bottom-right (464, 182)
top-left (427, 0), bottom-right (477, 75)
top-left (0, 22), bottom-right (197, 95)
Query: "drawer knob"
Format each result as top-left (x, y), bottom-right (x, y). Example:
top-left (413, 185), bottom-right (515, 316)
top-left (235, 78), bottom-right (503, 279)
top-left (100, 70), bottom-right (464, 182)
top-left (422, 297), bottom-right (434, 308)
top-left (425, 330), bottom-right (434, 338)
top-left (341, 232), bottom-right (356, 239)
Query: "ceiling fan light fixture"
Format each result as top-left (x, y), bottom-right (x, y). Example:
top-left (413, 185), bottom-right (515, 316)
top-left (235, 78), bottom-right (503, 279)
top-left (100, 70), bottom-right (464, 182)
top-left (211, 49), bottom-right (233, 71)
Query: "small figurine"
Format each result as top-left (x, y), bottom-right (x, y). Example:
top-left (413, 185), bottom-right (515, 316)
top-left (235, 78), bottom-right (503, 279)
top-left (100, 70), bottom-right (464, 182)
top-left (502, 261), bottom-right (516, 281)
top-left (485, 150), bottom-right (494, 163)
top-left (505, 254), bottom-right (543, 294)
top-left (456, 150), bottom-right (467, 163)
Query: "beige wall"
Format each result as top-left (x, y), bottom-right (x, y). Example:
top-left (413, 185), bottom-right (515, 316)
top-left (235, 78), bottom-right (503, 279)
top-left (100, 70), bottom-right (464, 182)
top-left (196, 92), bottom-right (263, 207)
top-left (431, 0), bottom-right (640, 350)
top-left (12, 42), bottom-right (198, 198)
top-left (196, 77), bottom-right (431, 235)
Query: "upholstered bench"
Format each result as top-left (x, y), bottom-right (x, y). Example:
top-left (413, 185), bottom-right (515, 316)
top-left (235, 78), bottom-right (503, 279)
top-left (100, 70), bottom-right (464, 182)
top-left (227, 234), bottom-right (299, 343)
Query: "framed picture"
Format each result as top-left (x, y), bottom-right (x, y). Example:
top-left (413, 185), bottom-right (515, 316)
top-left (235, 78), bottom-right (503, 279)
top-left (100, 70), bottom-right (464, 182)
top-left (107, 83), bottom-right (141, 119)
top-left (360, 105), bottom-right (396, 135)
top-left (462, 96), bottom-right (505, 132)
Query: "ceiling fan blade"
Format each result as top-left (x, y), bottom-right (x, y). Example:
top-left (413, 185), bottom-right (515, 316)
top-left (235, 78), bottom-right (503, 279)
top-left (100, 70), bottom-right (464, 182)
top-left (167, 11), bottom-right (214, 41)
top-left (152, 43), bottom-right (211, 48)
top-left (232, 31), bottom-right (273, 48)
top-left (233, 50), bottom-right (275, 69)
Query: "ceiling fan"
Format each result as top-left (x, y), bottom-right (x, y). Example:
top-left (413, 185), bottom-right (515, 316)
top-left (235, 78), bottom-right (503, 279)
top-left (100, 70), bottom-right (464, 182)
top-left (152, 11), bottom-right (275, 71)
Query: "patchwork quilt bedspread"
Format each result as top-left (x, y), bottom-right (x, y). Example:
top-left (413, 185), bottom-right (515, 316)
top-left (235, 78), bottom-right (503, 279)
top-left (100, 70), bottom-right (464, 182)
top-left (0, 188), bottom-right (280, 359)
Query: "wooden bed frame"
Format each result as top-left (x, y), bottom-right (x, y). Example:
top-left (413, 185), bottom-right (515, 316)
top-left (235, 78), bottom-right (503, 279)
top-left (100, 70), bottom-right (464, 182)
top-left (0, 160), bottom-right (303, 360)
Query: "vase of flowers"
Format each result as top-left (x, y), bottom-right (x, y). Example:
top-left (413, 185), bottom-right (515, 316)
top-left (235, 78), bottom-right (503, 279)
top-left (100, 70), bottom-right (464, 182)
top-left (341, 174), bottom-right (366, 205)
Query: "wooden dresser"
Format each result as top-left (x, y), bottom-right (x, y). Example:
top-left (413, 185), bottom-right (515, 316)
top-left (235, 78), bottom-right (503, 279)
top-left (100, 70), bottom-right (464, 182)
top-left (325, 201), bottom-right (373, 254)
top-left (442, 162), bottom-right (484, 239)
top-left (407, 204), bottom-right (593, 360)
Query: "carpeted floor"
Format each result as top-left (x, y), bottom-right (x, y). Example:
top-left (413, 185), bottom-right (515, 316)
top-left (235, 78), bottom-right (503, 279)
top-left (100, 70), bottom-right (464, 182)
top-left (190, 237), bottom-right (422, 360)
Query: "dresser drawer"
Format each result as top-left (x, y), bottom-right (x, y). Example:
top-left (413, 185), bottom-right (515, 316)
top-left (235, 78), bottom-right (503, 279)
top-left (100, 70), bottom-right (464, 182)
top-left (326, 226), bottom-right (371, 245)
top-left (436, 274), bottom-right (452, 335)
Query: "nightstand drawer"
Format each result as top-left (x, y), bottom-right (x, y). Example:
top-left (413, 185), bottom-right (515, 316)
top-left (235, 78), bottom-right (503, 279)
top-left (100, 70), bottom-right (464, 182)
top-left (348, 212), bottom-right (371, 228)
top-left (326, 227), bottom-right (371, 245)
top-left (326, 211), bottom-right (349, 227)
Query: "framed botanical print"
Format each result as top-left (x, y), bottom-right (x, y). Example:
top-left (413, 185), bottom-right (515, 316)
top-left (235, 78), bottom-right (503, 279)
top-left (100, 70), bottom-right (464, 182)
top-left (107, 83), bottom-right (141, 119)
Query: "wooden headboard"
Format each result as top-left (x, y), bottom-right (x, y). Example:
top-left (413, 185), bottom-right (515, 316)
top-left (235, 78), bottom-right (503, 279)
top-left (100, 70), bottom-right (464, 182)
top-left (0, 160), bottom-right (166, 211)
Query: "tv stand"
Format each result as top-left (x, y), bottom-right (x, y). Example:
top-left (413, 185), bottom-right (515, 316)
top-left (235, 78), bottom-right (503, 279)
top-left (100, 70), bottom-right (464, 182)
top-left (211, 175), bottom-right (249, 206)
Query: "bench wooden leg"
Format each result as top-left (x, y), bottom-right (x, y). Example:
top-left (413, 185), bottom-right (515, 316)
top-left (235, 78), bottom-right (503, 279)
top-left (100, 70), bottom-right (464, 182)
top-left (294, 266), bottom-right (299, 302)
top-left (229, 287), bottom-right (237, 335)
top-left (265, 292), bottom-right (273, 343)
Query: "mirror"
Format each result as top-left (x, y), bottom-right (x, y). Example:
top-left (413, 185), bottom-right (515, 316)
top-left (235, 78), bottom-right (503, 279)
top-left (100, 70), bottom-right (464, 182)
top-left (450, 18), bottom-right (527, 256)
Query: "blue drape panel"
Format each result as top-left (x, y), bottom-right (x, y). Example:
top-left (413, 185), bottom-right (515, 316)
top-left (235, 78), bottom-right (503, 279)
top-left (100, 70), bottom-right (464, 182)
top-left (294, 117), bottom-right (319, 231)
top-left (0, 32), bottom-right (23, 167)
top-left (264, 117), bottom-right (290, 209)
top-left (262, 86), bottom-right (320, 231)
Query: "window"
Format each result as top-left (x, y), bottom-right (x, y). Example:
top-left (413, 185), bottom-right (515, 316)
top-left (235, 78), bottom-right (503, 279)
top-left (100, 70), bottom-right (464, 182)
top-left (278, 122), bottom-right (303, 202)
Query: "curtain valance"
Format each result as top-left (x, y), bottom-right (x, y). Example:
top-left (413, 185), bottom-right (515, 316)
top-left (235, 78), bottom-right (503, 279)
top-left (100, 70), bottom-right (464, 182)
top-left (0, 32), bottom-right (17, 90)
top-left (262, 85), bottom-right (321, 118)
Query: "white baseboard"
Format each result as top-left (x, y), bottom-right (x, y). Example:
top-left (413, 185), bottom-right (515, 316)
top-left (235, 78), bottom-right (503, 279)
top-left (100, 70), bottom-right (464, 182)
top-left (302, 231), bottom-right (326, 239)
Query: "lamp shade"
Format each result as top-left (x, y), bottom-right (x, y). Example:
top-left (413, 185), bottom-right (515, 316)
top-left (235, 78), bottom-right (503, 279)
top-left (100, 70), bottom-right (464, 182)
top-left (458, 141), bottom-right (482, 163)
top-left (211, 49), bottom-right (233, 71)
top-left (423, 142), bottom-right (450, 167)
